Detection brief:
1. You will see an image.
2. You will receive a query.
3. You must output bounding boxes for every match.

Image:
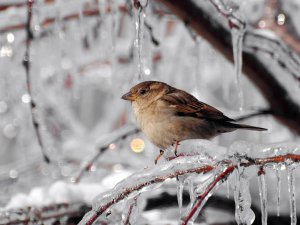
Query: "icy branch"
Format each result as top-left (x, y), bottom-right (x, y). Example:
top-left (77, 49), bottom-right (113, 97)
top-left (79, 150), bottom-right (300, 225)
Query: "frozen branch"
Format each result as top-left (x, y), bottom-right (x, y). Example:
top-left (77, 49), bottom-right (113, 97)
top-left (79, 149), bottom-right (300, 225)
top-left (156, 0), bottom-right (300, 135)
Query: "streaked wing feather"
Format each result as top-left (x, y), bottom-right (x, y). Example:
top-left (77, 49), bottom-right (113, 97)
top-left (161, 89), bottom-right (234, 122)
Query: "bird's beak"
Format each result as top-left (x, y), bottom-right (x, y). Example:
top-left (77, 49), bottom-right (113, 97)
top-left (121, 91), bottom-right (136, 101)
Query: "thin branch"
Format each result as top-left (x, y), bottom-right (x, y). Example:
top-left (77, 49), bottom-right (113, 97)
top-left (81, 164), bottom-right (214, 225)
top-left (23, 0), bottom-right (50, 163)
top-left (123, 195), bottom-right (139, 225)
top-left (74, 127), bottom-right (140, 183)
top-left (80, 153), bottom-right (300, 225)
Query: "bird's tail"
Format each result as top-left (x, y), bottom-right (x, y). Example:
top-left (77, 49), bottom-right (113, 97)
top-left (227, 122), bottom-right (267, 131)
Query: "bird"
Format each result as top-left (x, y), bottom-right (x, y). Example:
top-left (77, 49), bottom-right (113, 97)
top-left (121, 81), bottom-right (267, 163)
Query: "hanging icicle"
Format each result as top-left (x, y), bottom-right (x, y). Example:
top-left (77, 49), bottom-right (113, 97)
top-left (231, 27), bottom-right (245, 111)
top-left (287, 166), bottom-right (297, 225)
top-left (133, 0), bottom-right (148, 81)
top-left (258, 168), bottom-right (267, 225)
top-left (177, 176), bottom-right (185, 216)
top-left (276, 164), bottom-right (281, 216)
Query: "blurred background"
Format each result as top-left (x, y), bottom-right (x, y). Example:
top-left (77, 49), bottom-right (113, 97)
top-left (0, 0), bottom-right (300, 224)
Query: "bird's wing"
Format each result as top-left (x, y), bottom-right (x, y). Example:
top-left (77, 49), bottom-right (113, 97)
top-left (161, 88), bottom-right (234, 122)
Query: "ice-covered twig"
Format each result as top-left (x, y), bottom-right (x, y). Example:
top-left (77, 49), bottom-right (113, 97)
top-left (122, 195), bottom-right (139, 225)
top-left (79, 152), bottom-right (300, 225)
top-left (23, 0), bottom-right (50, 163)
top-left (79, 157), bottom-right (214, 225)
top-left (74, 126), bottom-right (140, 183)
top-left (181, 164), bottom-right (235, 225)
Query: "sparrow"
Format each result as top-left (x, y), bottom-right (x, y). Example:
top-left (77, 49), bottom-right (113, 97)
top-left (122, 81), bottom-right (267, 163)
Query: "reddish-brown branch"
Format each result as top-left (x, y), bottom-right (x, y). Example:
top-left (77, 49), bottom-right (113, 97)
top-left (83, 165), bottom-right (214, 225)
top-left (81, 153), bottom-right (300, 225)
top-left (181, 153), bottom-right (300, 224)
top-left (181, 165), bottom-right (235, 225)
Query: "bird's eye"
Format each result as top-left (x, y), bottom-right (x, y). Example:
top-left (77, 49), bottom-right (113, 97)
top-left (139, 88), bottom-right (148, 95)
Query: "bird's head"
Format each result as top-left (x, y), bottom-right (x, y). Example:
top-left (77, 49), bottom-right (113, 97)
top-left (122, 81), bottom-right (170, 109)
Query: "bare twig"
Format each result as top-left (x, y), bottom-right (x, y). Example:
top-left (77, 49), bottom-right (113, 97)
top-left (74, 127), bottom-right (140, 183)
top-left (23, 0), bottom-right (50, 163)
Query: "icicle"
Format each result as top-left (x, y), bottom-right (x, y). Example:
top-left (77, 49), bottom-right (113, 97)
top-left (177, 177), bottom-right (184, 216)
top-left (287, 166), bottom-right (297, 225)
top-left (133, 0), bottom-right (148, 80)
top-left (226, 179), bottom-right (230, 199)
top-left (258, 171), bottom-right (267, 225)
top-left (188, 177), bottom-right (195, 202)
top-left (276, 165), bottom-right (281, 216)
top-left (233, 165), bottom-right (255, 225)
top-left (231, 27), bottom-right (245, 111)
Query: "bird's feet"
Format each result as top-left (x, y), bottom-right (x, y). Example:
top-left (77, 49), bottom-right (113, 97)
top-left (173, 140), bottom-right (180, 156)
top-left (155, 149), bottom-right (165, 165)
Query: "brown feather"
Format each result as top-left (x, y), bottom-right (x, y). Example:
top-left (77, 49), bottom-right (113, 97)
top-left (161, 88), bottom-right (234, 122)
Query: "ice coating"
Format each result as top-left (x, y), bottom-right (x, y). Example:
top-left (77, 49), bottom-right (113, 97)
top-left (79, 155), bottom-right (214, 225)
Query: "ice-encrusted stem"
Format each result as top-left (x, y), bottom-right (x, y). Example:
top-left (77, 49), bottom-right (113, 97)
top-left (276, 165), bottom-right (281, 216)
top-left (181, 164), bottom-right (235, 225)
top-left (24, 0), bottom-right (50, 163)
top-left (133, 0), bottom-right (148, 80)
top-left (79, 157), bottom-right (214, 225)
top-left (231, 27), bottom-right (245, 111)
top-left (122, 195), bottom-right (140, 225)
top-left (79, 153), bottom-right (300, 225)
top-left (258, 168), bottom-right (267, 225)
top-left (287, 166), bottom-right (297, 225)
